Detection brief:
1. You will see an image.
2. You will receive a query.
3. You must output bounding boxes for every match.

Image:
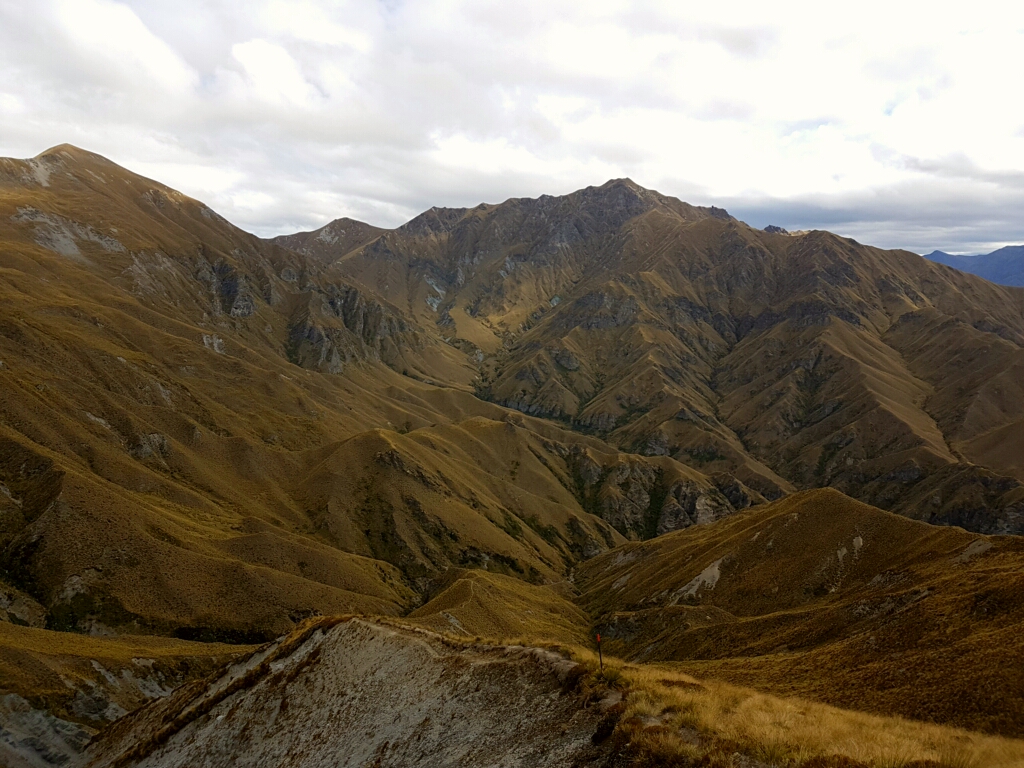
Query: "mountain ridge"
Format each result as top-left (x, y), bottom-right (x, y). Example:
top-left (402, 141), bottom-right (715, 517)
top-left (0, 144), bottom-right (757, 643)
top-left (300, 174), bottom-right (1024, 533)
top-left (4, 144), bottom-right (1024, 767)
top-left (925, 246), bottom-right (1024, 287)
top-left (0, 143), bottom-right (1022, 618)
top-left (577, 487), bottom-right (1024, 735)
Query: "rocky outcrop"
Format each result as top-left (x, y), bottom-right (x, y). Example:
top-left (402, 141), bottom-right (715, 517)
top-left (0, 694), bottom-right (92, 768)
top-left (0, 634), bottom-right (238, 768)
top-left (656, 481), bottom-right (733, 535)
top-left (885, 463), bottom-right (1024, 535)
top-left (286, 285), bottom-right (422, 374)
top-left (84, 619), bottom-right (621, 768)
top-left (596, 461), bottom-right (659, 538)
top-left (0, 580), bottom-right (46, 627)
top-left (567, 447), bottom-right (735, 540)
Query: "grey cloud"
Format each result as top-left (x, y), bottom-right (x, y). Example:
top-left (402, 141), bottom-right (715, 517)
top-left (1, 0), bottom-right (1022, 257)
top-left (898, 153), bottom-right (1024, 189)
top-left (707, 26), bottom-right (778, 58)
top-left (725, 178), bottom-right (1024, 254)
top-left (620, 8), bottom-right (779, 58)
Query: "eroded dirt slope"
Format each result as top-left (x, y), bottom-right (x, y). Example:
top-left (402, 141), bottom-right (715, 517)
top-left (0, 624), bottom-right (247, 768)
top-left (84, 618), bottom-right (619, 768)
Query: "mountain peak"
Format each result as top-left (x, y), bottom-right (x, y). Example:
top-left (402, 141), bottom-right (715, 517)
top-left (398, 205), bottom-right (471, 236)
top-left (271, 216), bottom-right (385, 260)
top-left (35, 143), bottom-right (114, 166)
top-left (37, 142), bottom-right (87, 157)
top-left (19, 144), bottom-right (165, 192)
top-left (923, 246), bottom-right (1024, 287)
top-left (599, 177), bottom-right (643, 191)
top-left (566, 178), bottom-right (731, 224)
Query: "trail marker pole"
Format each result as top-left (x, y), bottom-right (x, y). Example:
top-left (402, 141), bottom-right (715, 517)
top-left (596, 632), bottom-right (603, 674)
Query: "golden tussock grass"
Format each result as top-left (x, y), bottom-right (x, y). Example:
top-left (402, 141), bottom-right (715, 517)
top-left (405, 567), bottom-right (590, 644)
top-left (494, 636), bottom-right (1024, 768)
top-left (577, 488), bottom-right (1024, 735)
top-left (615, 663), bottom-right (1024, 767)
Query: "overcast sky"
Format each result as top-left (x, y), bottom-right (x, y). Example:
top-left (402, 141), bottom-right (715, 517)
top-left (2, 1), bottom-right (1023, 253)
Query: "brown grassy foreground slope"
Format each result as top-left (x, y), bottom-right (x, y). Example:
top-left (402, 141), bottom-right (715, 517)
top-left (577, 488), bottom-right (1024, 736)
top-left (81, 616), bottom-right (1024, 768)
top-left (5, 492), bottom-right (1024, 766)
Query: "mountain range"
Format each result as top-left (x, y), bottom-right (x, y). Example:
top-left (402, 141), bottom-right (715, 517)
top-left (924, 246), bottom-right (1024, 287)
top-left (3, 144), bottom-right (1024, 766)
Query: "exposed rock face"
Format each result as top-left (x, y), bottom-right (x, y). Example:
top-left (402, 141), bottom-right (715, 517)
top-left (567, 447), bottom-right (739, 540)
top-left (128, 433), bottom-right (170, 461)
top-left (84, 619), bottom-right (620, 768)
top-left (0, 439), bottom-right (64, 550)
top-left (657, 480), bottom-right (733, 535)
top-left (596, 461), bottom-right (657, 537)
top-left (0, 581), bottom-right (46, 626)
top-left (0, 694), bottom-right (92, 768)
top-left (0, 635), bottom-right (238, 768)
top-left (286, 285), bottom-right (421, 374)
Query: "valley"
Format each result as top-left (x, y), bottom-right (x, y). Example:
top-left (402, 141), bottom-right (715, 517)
top-left (1, 145), bottom-right (1024, 766)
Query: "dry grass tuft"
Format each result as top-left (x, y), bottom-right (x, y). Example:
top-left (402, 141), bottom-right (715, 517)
top-left (595, 660), bottom-right (1024, 768)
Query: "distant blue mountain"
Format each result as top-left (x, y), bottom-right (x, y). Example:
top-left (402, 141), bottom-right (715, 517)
top-left (923, 245), bottom-right (1024, 287)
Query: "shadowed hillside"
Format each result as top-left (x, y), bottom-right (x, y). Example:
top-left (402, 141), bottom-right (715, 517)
top-left (294, 178), bottom-right (1024, 533)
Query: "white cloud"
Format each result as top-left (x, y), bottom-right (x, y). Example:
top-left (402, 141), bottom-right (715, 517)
top-left (52, 0), bottom-right (197, 95)
top-left (259, 1), bottom-right (372, 51)
top-left (231, 39), bottom-right (322, 106)
top-left (129, 161), bottom-right (244, 197)
top-left (0, 0), bottom-right (1022, 252)
top-left (0, 93), bottom-right (26, 114)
